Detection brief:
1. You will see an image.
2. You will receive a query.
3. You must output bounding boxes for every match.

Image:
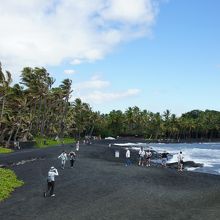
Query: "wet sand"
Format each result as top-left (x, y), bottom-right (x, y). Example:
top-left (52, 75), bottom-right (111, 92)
top-left (1, 141), bottom-right (220, 220)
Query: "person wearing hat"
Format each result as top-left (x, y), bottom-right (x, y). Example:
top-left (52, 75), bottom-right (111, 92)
top-left (44, 166), bottom-right (59, 197)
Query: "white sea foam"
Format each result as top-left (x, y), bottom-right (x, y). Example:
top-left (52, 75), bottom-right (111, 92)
top-left (114, 143), bottom-right (143, 147)
top-left (186, 167), bottom-right (199, 171)
top-left (114, 142), bottom-right (220, 175)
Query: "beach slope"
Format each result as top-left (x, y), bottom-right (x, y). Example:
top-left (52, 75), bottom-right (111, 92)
top-left (0, 142), bottom-right (220, 220)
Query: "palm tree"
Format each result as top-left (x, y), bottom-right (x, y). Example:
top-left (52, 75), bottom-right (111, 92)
top-left (20, 67), bottom-right (55, 136)
top-left (58, 79), bottom-right (72, 139)
top-left (0, 62), bottom-right (12, 122)
top-left (72, 98), bottom-right (92, 138)
top-left (107, 110), bottom-right (124, 136)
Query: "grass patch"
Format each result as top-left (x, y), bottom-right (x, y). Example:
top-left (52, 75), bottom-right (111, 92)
top-left (35, 137), bottom-right (75, 148)
top-left (0, 168), bottom-right (24, 201)
top-left (0, 147), bottom-right (13, 154)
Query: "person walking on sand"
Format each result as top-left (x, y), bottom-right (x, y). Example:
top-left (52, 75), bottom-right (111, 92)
top-left (76, 141), bottom-right (80, 152)
top-left (177, 151), bottom-right (184, 171)
top-left (44, 166), bottom-right (59, 197)
top-left (138, 147), bottom-right (145, 166)
top-left (125, 148), bottom-right (131, 166)
top-left (58, 151), bottom-right (68, 169)
top-left (69, 151), bottom-right (76, 168)
top-left (145, 149), bottom-right (152, 167)
top-left (161, 150), bottom-right (169, 168)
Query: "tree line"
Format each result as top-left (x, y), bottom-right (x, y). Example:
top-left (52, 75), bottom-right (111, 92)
top-left (102, 108), bottom-right (220, 141)
top-left (1, 63), bottom-right (220, 146)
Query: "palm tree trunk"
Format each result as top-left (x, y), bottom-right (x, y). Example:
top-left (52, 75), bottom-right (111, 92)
top-left (28, 98), bottom-right (37, 135)
top-left (89, 125), bottom-right (94, 137)
top-left (36, 96), bottom-right (43, 135)
top-left (7, 127), bottom-right (15, 147)
top-left (14, 126), bottom-right (20, 142)
top-left (0, 128), bottom-right (7, 142)
top-left (59, 95), bottom-right (69, 138)
top-left (0, 96), bottom-right (5, 121)
top-left (14, 120), bottom-right (22, 141)
top-left (40, 96), bottom-right (47, 136)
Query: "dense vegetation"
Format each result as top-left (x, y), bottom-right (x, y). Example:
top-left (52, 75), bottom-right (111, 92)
top-left (101, 108), bottom-right (220, 141)
top-left (1, 62), bottom-right (220, 145)
top-left (0, 63), bottom-right (98, 146)
top-left (0, 168), bottom-right (24, 201)
top-left (35, 137), bottom-right (75, 148)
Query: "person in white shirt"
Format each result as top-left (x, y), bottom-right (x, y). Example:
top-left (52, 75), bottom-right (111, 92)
top-left (125, 148), bottom-right (131, 166)
top-left (145, 149), bottom-right (152, 167)
top-left (44, 166), bottom-right (59, 197)
top-left (138, 147), bottom-right (145, 166)
top-left (177, 151), bottom-right (184, 171)
top-left (58, 151), bottom-right (68, 169)
top-left (76, 141), bottom-right (80, 151)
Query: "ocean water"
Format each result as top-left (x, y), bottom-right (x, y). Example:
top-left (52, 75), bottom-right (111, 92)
top-left (114, 142), bottom-right (220, 175)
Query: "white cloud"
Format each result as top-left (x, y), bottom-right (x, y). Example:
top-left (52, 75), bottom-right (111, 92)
top-left (101, 0), bottom-right (157, 24)
top-left (0, 0), bottom-right (160, 75)
top-left (79, 89), bottom-right (141, 104)
top-left (70, 59), bottom-right (83, 65)
top-left (64, 69), bottom-right (76, 75)
top-left (72, 75), bottom-right (141, 104)
top-left (75, 75), bottom-right (110, 90)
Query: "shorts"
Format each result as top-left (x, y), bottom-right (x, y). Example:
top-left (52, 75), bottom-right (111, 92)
top-left (179, 160), bottom-right (184, 165)
top-left (162, 158), bottom-right (167, 164)
top-left (139, 156), bottom-right (144, 162)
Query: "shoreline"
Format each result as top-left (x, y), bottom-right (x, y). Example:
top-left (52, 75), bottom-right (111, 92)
top-left (0, 141), bottom-right (217, 177)
top-left (100, 139), bottom-right (220, 176)
top-left (108, 137), bottom-right (220, 144)
top-left (1, 142), bottom-right (220, 219)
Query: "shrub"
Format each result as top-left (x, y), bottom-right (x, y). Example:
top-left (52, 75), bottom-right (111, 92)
top-left (35, 137), bottom-right (75, 148)
top-left (0, 168), bottom-right (24, 201)
top-left (0, 147), bottom-right (13, 154)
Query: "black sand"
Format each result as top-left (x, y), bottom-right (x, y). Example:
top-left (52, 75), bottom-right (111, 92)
top-left (1, 141), bottom-right (220, 220)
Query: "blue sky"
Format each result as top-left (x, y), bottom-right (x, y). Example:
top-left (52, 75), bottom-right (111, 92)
top-left (1, 0), bottom-right (220, 115)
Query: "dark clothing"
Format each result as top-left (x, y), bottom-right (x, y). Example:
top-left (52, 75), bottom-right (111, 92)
top-left (69, 153), bottom-right (76, 159)
top-left (47, 181), bottom-right (55, 196)
top-left (69, 152), bottom-right (76, 167)
top-left (125, 158), bottom-right (131, 166)
top-left (161, 153), bottom-right (168, 159)
top-left (70, 159), bottom-right (75, 167)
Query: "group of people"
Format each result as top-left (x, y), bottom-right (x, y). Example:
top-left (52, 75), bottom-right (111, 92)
top-left (125, 147), bottom-right (154, 167)
top-left (57, 150), bottom-right (77, 169)
top-left (44, 142), bottom-right (80, 198)
top-left (137, 147), bottom-right (153, 167)
top-left (125, 147), bottom-right (184, 171)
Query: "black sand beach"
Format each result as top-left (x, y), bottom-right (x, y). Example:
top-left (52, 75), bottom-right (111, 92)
top-left (1, 141), bottom-right (220, 220)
